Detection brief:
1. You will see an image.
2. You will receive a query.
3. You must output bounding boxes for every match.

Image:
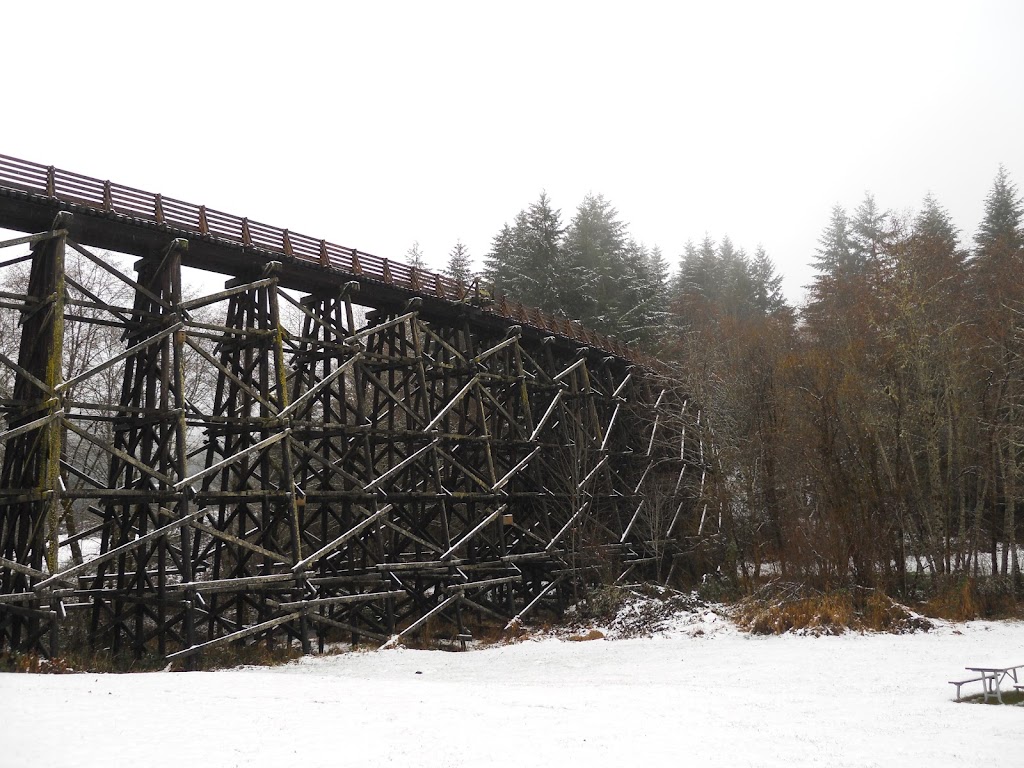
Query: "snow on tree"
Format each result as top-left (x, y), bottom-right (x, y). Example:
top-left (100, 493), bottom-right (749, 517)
top-left (445, 239), bottom-right (472, 284)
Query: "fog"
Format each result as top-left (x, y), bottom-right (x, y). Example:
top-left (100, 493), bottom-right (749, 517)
top-left (4, 0), bottom-right (1022, 302)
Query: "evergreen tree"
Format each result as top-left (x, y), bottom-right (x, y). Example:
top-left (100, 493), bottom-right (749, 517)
top-left (483, 194), bottom-right (565, 312)
top-left (483, 212), bottom-right (529, 294)
top-left (671, 239), bottom-right (697, 297)
top-left (905, 194), bottom-right (965, 302)
top-left (405, 241), bottom-right (426, 271)
top-left (676, 235), bottom-right (719, 309)
top-left (611, 239), bottom-right (664, 346)
top-left (975, 165), bottom-right (1023, 255)
top-left (446, 239), bottom-right (472, 284)
top-left (972, 165), bottom-right (1024, 308)
top-left (811, 205), bottom-right (859, 280)
top-left (750, 246), bottom-right (788, 317)
top-left (851, 193), bottom-right (890, 262)
top-left (672, 235), bottom-right (789, 329)
top-left (970, 167), bottom-right (1024, 577)
top-left (521, 192), bottom-right (565, 310)
top-left (647, 245), bottom-right (671, 309)
top-left (805, 204), bottom-right (868, 333)
top-left (561, 194), bottom-right (629, 329)
top-left (718, 236), bottom-right (756, 319)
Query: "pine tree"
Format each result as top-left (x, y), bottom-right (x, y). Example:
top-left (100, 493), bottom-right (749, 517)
top-left (718, 236), bottom-right (756, 319)
top-left (973, 165), bottom-right (1024, 308)
top-left (671, 235), bottom-right (789, 330)
top-left (405, 241), bottom-right (426, 271)
top-left (750, 246), bottom-right (788, 317)
top-left (879, 195), bottom-right (971, 574)
top-left (851, 193), bottom-right (890, 262)
top-left (975, 165), bottom-right (1023, 255)
top-left (906, 194), bottom-right (965, 301)
top-left (483, 194), bottom-right (565, 312)
top-left (970, 167), bottom-right (1024, 578)
top-left (647, 245), bottom-right (670, 309)
top-left (805, 205), bottom-right (866, 332)
top-left (445, 239), bottom-right (472, 284)
top-left (610, 239), bottom-right (661, 345)
top-left (562, 193), bottom-right (628, 329)
top-left (812, 205), bottom-right (858, 280)
top-left (483, 212), bottom-right (528, 294)
top-left (521, 192), bottom-right (565, 310)
top-left (676, 235), bottom-right (719, 307)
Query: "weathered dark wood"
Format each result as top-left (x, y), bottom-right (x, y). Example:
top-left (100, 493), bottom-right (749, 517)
top-left (0, 156), bottom-right (706, 661)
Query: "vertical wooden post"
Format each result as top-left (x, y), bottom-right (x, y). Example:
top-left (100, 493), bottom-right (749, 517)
top-left (0, 212), bottom-right (69, 655)
top-left (43, 224), bottom-right (67, 576)
top-left (267, 272), bottom-right (309, 654)
top-left (166, 240), bottom-right (197, 665)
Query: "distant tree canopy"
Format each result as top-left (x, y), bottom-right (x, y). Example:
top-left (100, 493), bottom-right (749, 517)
top-left (483, 192), bottom-right (673, 346)
top-left (477, 166), bottom-right (1024, 599)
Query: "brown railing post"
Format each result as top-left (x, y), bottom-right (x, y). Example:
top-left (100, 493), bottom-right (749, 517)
top-left (0, 153), bottom-right (655, 373)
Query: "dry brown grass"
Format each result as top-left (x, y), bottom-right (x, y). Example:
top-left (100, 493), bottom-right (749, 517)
top-left (734, 583), bottom-right (933, 635)
top-left (0, 652), bottom-right (75, 674)
top-left (923, 577), bottom-right (1020, 621)
top-left (182, 642), bottom-right (305, 671)
top-left (568, 629), bottom-right (605, 642)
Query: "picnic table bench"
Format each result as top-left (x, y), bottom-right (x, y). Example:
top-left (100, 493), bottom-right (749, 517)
top-left (950, 664), bottom-right (1024, 703)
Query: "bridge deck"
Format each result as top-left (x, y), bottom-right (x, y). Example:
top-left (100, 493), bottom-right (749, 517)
top-left (0, 154), bottom-right (658, 370)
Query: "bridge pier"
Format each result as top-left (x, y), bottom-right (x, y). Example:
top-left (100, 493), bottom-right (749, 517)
top-left (0, 213), bottom-right (68, 655)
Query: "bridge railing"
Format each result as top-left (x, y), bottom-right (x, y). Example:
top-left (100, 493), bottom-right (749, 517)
top-left (0, 153), bottom-right (657, 369)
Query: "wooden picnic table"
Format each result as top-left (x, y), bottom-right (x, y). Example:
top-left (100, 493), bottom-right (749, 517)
top-left (963, 665), bottom-right (1024, 704)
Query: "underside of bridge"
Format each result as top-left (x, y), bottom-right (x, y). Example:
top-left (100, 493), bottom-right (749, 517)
top-left (0, 157), bottom-right (711, 664)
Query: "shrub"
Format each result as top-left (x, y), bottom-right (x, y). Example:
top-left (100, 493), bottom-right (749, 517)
top-left (924, 576), bottom-right (1019, 621)
top-left (734, 582), bottom-right (932, 635)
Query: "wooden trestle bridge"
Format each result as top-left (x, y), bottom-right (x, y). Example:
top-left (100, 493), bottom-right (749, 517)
top-left (0, 154), bottom-right (710, 664)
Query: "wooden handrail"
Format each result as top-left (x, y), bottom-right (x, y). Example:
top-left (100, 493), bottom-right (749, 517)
top-left (0, 153), bottom-right (661, 369)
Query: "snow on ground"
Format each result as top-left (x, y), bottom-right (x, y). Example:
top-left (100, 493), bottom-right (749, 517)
top-left (2, 612), bottom-right (1022, 768)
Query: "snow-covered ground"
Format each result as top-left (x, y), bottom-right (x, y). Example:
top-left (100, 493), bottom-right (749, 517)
top-left (2, 611), bottom-right (1022, 767)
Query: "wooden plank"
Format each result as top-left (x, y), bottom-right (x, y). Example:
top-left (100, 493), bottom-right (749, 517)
top-left (175, 573), bottom-right (298, 593)
top-left (35, 506), bottom-right (208, 590)
top-left (0, 409), bottom-right (62, 445)
top-left (173, 430), bottom-right (289, 491)
top-left (277, 589), bottom-right (405, 610)
top-left (291, 505), bottom-right (392, 572)
top-left (0, 228), bottom-right (67, 249)
top-left (440, 507), bottom-right (504, 560)
top-left (165, 611), bottom-right (303, 662)
top-left (504, 578), bottom-right (563, 630)
top-left (380, 594), bottom-right (460, 649)
top-left (304, 612), bottom-right (387, 642)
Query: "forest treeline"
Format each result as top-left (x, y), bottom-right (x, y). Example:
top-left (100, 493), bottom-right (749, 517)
top-left (471, 168), bottom-right (1024, 597)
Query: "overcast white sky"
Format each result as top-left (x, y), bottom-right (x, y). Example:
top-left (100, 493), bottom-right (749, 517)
top-left (3, 0), bottom-right (1023, 303)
